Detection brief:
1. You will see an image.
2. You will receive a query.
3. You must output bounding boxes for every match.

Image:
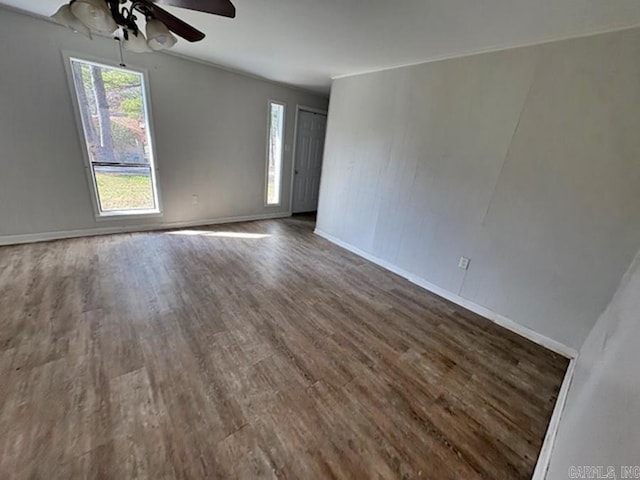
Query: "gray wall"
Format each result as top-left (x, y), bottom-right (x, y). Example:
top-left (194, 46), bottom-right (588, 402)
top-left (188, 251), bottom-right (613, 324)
top-left (317, 28), bottom-right (640, 349)
top-left (0, 8), bottom-right (327, 240)
top-left (546, 247), bottom-right (640, 478)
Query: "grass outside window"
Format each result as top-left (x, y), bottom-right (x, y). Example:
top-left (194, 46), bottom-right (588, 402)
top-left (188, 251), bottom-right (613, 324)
top-left (94, 170), bottom-right (154, 211)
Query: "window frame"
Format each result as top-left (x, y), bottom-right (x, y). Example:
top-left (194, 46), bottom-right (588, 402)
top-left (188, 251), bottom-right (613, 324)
top-left (63, 51), bottom-right (163, 220)
top-left (264, 100), bottom-right (287, 207)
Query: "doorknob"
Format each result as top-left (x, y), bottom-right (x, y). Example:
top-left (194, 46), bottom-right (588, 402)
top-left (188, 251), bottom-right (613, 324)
top-left (294, 169), bottom-right (299, 174)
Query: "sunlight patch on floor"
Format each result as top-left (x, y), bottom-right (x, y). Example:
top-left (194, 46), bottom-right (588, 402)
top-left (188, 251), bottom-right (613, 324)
top-left (166, 230), bottom-right (271, 239)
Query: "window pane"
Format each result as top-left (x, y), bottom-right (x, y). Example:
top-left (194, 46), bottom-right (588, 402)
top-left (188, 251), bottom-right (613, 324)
top-left (94, 165), bottom-right (154, 212)
top-left (267, 102), bottom-right (285, 205)
top-left (70, 58), bottom-right (159, 214)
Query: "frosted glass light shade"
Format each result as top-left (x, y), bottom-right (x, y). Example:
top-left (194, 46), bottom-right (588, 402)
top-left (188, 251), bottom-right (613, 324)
top-left (146, 19), bottom-right (177, 50)
top-left (70, 0), bottom-right (117, 34)
top-left (121, 29), bottom-right (152, 53)
top-left (51, 4), bottom-right (92, 38)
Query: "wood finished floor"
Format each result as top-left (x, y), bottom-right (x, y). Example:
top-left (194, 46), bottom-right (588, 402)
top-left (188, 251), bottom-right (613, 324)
top-left (0, 215), bottom-right (568, 479)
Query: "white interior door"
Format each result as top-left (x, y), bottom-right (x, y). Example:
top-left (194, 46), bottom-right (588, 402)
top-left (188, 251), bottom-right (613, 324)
top-left (292, 110), bottom-right (327, 213)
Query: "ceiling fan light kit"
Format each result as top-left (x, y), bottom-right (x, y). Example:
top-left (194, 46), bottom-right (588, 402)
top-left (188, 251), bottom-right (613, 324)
top-left (51, 4), bottom-right (92, 38)
top-left (70, 0), bottom-right (117, 34)
top-left (51, 0), bottom-right (236, 54)
top-left (146, 18), bottom-right (177, 50)
top-left (120, 28), bottom-right (151, 52)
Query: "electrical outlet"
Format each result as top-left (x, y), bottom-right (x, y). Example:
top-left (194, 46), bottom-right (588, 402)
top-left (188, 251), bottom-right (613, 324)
top-left (458, 256), bottom-right (470, 270)
top-left (192, 195), bottom-right (199, 205)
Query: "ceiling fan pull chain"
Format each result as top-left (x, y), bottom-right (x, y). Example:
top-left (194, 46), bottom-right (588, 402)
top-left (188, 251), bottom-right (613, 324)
top-left (115, 35), bottom-right (126, 67)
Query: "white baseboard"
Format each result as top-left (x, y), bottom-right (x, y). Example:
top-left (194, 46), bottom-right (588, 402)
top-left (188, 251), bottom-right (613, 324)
top-left (531, 356), bottom-right (577, 480)
top-left (314, 229), bottom-right (578, 359)
top-left (0, 212), bottom-right (291, 246)
top-left (314, 228), bottom-right (578, 480)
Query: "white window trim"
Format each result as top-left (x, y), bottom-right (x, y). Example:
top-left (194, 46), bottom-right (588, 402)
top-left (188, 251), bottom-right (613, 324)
top-left (62, 51), bottom-right (163, 220)
top-left (264, 99), bottom-right (286, 207)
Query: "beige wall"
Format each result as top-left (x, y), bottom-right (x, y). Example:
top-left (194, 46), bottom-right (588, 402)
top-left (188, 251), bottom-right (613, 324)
top-left (317, 28), bottom-right (640, 349)
top-left (0, 8), bottom-right (328, 242)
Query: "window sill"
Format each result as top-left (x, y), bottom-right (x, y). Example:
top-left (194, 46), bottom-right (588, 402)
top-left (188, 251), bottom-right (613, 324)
top-left (96, 209), bottom-right (163, 221)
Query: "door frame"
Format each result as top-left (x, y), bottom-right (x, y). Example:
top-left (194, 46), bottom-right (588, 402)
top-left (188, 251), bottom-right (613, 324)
top-left (288, 105), bottom-right (329, 215)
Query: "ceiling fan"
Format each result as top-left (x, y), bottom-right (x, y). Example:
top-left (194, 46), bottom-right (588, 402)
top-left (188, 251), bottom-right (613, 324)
top-left (52, 0), bottom-right (235, 53)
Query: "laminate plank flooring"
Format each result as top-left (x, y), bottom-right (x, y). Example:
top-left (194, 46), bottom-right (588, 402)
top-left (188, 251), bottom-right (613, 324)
top-left (0, 215), bottom-right (569, 479)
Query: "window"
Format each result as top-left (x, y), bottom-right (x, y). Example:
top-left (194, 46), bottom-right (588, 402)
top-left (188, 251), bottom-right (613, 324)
top-left (69, 58), bottom-right (160, 216)
top-left (266, 101), bottom-right (285, 205)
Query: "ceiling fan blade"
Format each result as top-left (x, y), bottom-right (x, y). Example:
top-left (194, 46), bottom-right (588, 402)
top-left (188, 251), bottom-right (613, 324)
top-left (153, 0), bottom-right (236, 18)
top-left (142, 1), bottom-right (206, 42)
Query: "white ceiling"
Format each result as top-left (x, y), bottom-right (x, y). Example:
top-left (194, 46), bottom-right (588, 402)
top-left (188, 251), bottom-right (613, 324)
top-left (5, 0), bottom-right (640, 94)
